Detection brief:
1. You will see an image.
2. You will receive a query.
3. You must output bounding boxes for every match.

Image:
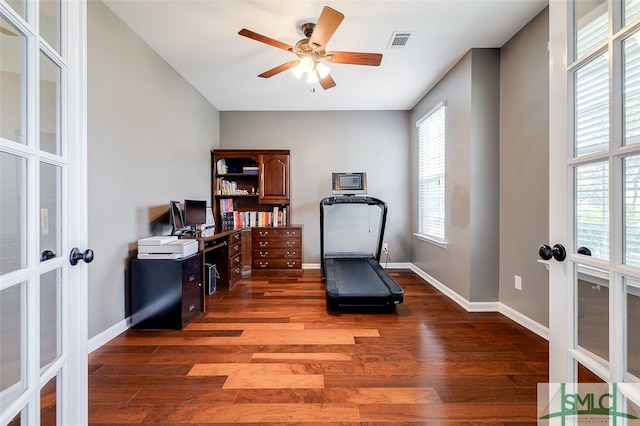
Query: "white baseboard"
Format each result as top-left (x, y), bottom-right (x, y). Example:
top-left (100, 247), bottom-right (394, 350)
top-left (498, 303), bottom-right (550, 340)
top-left (408, 264), bottom-right (549, 341)
top-left (88, 317), bottom-right (130, 354)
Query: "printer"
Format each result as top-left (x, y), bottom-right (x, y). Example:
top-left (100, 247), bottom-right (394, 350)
top-left (137, 236), bottom-right (198, 260)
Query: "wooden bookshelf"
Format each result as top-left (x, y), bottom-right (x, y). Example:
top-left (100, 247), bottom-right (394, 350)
top-left (211, 149), bottom-right (291, 230)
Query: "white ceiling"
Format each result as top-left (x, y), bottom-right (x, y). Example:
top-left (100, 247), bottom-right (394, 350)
top-left (102, 0), bottom-right (548, 111)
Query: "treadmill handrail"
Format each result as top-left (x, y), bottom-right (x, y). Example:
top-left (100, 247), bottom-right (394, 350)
top-left (319, 196), bottom-right (388, 279)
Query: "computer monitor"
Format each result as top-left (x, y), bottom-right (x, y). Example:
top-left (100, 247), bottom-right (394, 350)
top-left (169, 201), bottom-right (184, 236)
top-left (183, 199), bottom-right (207, 227)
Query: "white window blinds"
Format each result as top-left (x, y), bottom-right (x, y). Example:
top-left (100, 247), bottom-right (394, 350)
top-left (417, 102), bottom-right (446, 241)
top-left (574, 9), bottom-right (610, 260)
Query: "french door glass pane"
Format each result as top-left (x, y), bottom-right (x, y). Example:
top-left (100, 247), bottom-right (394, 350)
top-left (625, 0), bottom-right (640, 26)
top-left (40, 51), bottom-right (60, 155)
top-left (577, 266), bottom-right (609, 362)
top-left (624, 36), bottom-right (640, 146)
top-left (575, 0), bottom-right (608, 59)
top-left (575, 54), bottom-right (609, 156)
top-left (0, 282), bottom-right (25, 411)
top-left (0, 17), bottom-right (25, 144)
top-left (576, 162), bottom-right (610, 260)
top-left (1, 152), bottom-right (27, 274)
top-left (627, 277), bottom-right (640, 379)
top-left (40, 162), bottom-right (61, 259)
top-left (40, 269), bottom-right (59, 369)
top-left (4, 1), bottom-right (25, 20)
top-left (626, 155), bottom-right (640, 266)
top-left (40, 374), bottom-right (57, 424)
top-left (40, 0), bottom-right (60, 53)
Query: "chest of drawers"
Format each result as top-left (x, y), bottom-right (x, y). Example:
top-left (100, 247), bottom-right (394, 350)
top-left (131, 253), bottom-right (203, 329)
top-left (227, 230), bottom-right (243, 288)
top-left (251, 226), bottom-right (302, 276)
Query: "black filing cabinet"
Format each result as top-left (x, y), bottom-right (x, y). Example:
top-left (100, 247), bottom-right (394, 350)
top-left (131, 253), bottom-right (203, 329)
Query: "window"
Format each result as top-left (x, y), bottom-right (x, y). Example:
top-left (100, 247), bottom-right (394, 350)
top-left (416, 101), bottom-right (446, 244)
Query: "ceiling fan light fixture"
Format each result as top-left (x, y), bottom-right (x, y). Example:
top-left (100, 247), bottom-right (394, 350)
top-left (315, 61), bottom-right (331, 79)
top-left (299, 56), bottom-right (315, 73)
top-left (291, 65), bottom-right (304, 80)
top-left (240, 6), bottom-right (381, 90)
top-left (306, 70), bottom-right (320, 84)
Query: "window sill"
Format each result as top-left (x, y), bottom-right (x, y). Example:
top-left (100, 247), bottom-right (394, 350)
top-left (414, 233), bottom-right (447, 249)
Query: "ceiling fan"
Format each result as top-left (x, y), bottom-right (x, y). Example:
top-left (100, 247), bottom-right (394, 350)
top-left (238, 6), bottom-right (382, 90)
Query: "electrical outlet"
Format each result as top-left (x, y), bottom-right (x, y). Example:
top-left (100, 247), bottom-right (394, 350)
top-left (382, 243), bottom-right (389, 253)
top-left (515, 275), bottom-right (522, 291)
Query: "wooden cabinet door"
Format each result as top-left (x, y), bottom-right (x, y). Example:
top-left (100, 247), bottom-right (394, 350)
top-left (259, 154), bottom-right (289, 204)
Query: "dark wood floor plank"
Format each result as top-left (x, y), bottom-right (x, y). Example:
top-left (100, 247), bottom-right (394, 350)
top-left (88, 270), bottom-right (549, 424)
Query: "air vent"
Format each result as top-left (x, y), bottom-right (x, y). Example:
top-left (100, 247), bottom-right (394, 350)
top-left (388, 31), bottom-right (412, 49)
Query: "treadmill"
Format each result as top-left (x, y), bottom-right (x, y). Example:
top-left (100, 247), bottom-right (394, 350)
top-left (320, 195), bottom-right (404, 310)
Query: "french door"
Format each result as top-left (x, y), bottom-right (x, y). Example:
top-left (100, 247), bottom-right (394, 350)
top-left (549, 0), bottom-right (640, 403)
top-left (0, 0), bottom-right (88, 424)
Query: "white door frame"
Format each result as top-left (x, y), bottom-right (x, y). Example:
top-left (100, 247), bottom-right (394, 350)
top-left (548, 0), bottom-right (640, 405)
top-left (0, 0), bottom-right (88, 424)
top-left (548, 0), bottom-right (573, 384)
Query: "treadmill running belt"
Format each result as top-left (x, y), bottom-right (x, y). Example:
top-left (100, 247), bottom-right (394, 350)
top-left (332, 258), bottom-right (391, 297)
top-left (324, 256), bottom-right (404, 309)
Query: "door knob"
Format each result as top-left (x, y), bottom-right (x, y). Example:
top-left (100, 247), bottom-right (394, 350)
top-left (538, 244), bottom-right (567, 262)
top-left (578, 246), bottom-right (592, 256)
top-left (69, 247), bottom-right (94, 265)
top-left (40, 250), bottom-right (56, 261)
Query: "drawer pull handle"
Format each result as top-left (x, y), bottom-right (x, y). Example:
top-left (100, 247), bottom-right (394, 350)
top-left (233, 246), bottom-right (239, 252)
top-left (235, 267), bottom-right (241, 274)
top-left (286, 242), bottom-right (296, 247)
top-left (259, 261), bottom-right (269, 268)
top-left (286, 251), bottom-right (296, 257)
top-left (189, 304), bottom-right (196, 312)
top-left (260, 251), bottom-right (268, 258)
top-left (189, 274), bottom-right (196, 282)
top-left (259, 231), bottom-right (268, 237)
top-left (235, 256), bottom-right (240, 263)
top-left (259, 242), bottom-right (269, 247)
top-left (286, 262), bottom-right (296, 268)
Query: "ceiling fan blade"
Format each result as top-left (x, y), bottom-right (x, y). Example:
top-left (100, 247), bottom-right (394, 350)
top-left (319, 73), bottom-right (336, 90)
top-left (308, 6), bottom-right (344, 49)
top-left (238, 28), bottom-right (294, 52)
top-left (258, 60), bottom-right (300, 78)
top-left (326, 51), bottom-right (383, 66)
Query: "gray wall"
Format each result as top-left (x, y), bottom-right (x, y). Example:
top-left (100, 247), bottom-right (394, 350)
top-left (410, 49), bottom-right (501, 302)
top-left (470, 49), bottom-right (501, 302)
top-left (410, 9), bottom-right (549, 319)
top-left (87, 0), bottom-right (220, 339)
top-left (499, 8), bottom-right (549, 326)
top-left (219, 111), bottom-right (411, 265)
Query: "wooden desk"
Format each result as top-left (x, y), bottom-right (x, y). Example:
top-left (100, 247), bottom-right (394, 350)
top-left (194, 228), bottom-right (245, 311)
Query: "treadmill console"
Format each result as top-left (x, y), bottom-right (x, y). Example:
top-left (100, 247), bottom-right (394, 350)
top-left (332, 172), bottom-right (367, 195)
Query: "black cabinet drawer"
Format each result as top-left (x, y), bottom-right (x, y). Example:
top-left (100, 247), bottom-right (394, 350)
top-left (131, 253), bottom-right (203, 329)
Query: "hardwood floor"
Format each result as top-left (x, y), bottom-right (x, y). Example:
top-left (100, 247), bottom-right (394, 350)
top-left (88, 270), bottom-right (549, 424)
